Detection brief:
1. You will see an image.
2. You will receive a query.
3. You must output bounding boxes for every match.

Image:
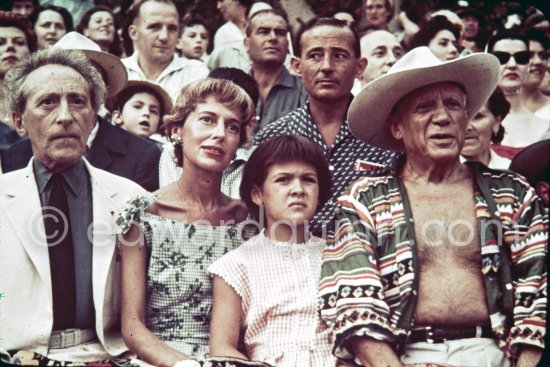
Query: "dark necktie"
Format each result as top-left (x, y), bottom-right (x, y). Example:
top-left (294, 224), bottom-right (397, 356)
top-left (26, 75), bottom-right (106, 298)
top-left (45, 173), bottom-right (76, 330)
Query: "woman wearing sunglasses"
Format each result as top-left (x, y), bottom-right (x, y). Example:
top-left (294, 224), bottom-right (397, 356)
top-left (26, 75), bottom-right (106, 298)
top-left (486, 30), bottom-right (549, 159)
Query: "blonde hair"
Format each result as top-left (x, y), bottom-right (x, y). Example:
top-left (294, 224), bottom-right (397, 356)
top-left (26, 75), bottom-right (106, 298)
top-left (163, 77), bottom-right (255, 167)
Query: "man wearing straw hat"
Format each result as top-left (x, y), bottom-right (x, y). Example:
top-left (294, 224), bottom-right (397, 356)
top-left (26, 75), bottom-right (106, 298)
top-left (319, 47), bottom-right (547, 367)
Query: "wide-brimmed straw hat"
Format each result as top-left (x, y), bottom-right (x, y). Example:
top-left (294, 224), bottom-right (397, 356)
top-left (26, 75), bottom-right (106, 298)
top-left (348, 47), bottom-right (500, 151)
top-left (53, 32), bottom-right (127, 98)
top-left (105, 80), bottom-right (173, 116)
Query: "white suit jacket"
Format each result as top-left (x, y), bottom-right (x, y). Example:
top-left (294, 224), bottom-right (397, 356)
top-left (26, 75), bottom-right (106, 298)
top-left (0, 158), bottom-right (146, 359)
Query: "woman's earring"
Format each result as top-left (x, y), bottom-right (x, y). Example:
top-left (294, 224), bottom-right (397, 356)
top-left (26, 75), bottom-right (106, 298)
top-left (170, 134), bottom-right (182, 147)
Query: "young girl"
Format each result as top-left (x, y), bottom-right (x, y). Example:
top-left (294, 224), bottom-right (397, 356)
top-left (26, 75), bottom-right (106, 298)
top-left (106, 80), bottom-right (172, 139)
top-left (208, 135), bottom-right (337, 367)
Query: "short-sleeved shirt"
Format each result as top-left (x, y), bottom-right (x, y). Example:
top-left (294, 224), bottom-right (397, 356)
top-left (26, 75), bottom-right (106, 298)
top-left (254, 68), bottom-right (307, 129)
top-left (319, 161), bottom-right (548, 360)
top-left (209, 231), bottom-right (336, 366)
top-left (213, 21), bottom-right (243, 50)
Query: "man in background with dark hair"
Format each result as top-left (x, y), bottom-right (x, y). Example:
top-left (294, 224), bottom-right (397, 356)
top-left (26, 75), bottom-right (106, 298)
top-left (8, 0), bottom-right (38, 18)
top-left (256, 17), bottom-right (397, 236)
top-left (245, 9), bottom-right (306, 129)
top-left (457, 7), bottom-right (484, 54)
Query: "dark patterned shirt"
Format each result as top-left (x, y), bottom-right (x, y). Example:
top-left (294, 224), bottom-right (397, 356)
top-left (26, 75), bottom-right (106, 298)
top-left (256, 103), bottom-right (399, 236)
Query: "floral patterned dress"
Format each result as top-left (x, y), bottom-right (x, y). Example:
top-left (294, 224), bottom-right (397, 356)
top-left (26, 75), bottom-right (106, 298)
top-left (117, 193), bottom-right (257, 358)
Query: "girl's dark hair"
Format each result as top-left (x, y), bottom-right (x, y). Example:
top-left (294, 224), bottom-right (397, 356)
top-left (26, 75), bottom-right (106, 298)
top-left (486, 87), bottom-right (510, 144)
top-left (0, 10), bottom-right (37, 52)
top-left (410, 15), bottom-right (461, 49)
top-left (240, 135), bottom-right (332, 221)
top-left (77, 5), bottom-right (123, 57)
top-left (30, 5), bottom-right (73, 33)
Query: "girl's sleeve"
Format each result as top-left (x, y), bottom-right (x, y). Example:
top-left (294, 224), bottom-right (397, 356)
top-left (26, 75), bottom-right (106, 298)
top-left (209, 245), bottom-right (252, 313)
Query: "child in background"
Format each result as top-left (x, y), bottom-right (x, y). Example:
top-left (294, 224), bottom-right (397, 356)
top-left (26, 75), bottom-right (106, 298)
top-left (106, 80), bottom-right (172, 140)
top-left (177, 13), bottom-right (210, 61)
top-left (208, 135), bottom-right (337, 367)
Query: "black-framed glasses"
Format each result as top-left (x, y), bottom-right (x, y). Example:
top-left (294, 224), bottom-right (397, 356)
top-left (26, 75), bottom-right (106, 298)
top-left (492, 51), bottom-right (530, 65)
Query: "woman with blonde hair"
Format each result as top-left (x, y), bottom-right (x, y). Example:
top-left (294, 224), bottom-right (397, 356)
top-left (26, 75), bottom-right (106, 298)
top-left (118, 78), bottom-right (256, 367)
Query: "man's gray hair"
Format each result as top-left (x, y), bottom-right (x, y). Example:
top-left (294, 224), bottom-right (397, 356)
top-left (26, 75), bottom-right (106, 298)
top-left (4, 48), bottom-right (106, 115)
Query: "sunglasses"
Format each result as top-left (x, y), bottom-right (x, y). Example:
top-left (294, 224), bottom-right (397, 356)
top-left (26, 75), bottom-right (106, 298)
top-left (492, 51), bottom-right (530, 65)
top-left (530, 50), bottom-right (550, 61)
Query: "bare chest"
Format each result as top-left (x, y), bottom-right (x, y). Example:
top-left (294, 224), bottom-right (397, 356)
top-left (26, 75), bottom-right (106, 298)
top-left (404, 182), bottom-right (481, 268)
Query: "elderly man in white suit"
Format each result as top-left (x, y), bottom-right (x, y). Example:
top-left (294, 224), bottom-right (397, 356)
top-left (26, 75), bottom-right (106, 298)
top-left (0, 48), bottom-right (145, 363)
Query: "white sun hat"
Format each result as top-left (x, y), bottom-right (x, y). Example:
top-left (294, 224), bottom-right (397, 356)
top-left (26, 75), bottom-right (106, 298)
top-left (53, 32), bottom-right (127, 98)
top-left (348, 46), bottom-right (500, 152)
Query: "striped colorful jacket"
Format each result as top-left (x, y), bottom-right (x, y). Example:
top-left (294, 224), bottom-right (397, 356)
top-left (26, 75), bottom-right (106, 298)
top-left (319, 162), bottom-right (547, 361)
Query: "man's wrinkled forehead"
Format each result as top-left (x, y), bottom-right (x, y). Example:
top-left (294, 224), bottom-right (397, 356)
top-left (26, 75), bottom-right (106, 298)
top-left (21, 64), bottom-right (90, 100)
top-left (301, 25), bottom-right (355, 52)
top-left (134, 0), bottom-right (178, 23)
top-left (250, 11), bottom-right (288, 30)
top-left (392, 82), bottom-right (466, 112)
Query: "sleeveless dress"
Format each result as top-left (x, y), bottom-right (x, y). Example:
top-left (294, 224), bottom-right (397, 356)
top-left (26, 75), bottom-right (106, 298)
top-left (208, 230), bottom-right (336, 367)
top-left (117, 193), bottom-right (257, 358)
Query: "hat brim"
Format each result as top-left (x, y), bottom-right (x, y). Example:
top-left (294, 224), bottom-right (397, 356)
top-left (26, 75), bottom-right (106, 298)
top-left (348, 53), bottom-right (500, 152)
top-left (82, 49), bottom-right (127, 98)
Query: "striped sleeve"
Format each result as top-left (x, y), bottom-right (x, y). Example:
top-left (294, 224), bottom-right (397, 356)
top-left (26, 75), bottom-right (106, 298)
top-left (496, 173), bottom-right (548, 355)
top-left (319, 178), bottom-right (404, 360)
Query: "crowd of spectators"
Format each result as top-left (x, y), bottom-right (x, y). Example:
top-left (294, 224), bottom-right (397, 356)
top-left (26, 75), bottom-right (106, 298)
top-left (0, 1), bottom-right (548, 367)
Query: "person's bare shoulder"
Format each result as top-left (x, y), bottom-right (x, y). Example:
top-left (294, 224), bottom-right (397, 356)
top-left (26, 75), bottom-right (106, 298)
top-left (146, 183), bottom-right (180, 216)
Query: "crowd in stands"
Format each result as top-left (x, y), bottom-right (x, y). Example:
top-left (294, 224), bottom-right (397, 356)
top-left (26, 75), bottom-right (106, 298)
top-left (0, 1), bottom-right (548, 367)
